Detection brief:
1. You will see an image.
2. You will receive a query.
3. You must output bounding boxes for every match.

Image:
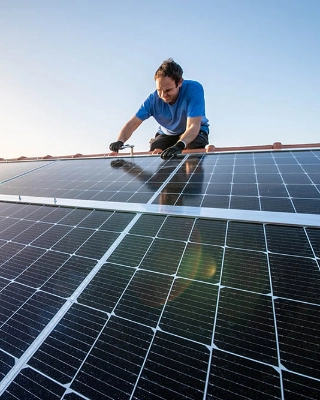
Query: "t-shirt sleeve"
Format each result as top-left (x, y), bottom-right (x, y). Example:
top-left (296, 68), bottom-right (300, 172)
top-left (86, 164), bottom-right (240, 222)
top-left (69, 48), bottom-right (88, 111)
top-left (187, 84), bottom-right (205, 118)
top-left (135, 93), bottom-right (154, 121)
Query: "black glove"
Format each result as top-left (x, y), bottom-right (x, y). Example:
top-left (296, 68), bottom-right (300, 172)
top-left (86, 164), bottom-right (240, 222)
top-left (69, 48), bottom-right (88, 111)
top-left (160, 141), bottom-right (185, 159)
top-left (109, 141), bottom-right (124, 152)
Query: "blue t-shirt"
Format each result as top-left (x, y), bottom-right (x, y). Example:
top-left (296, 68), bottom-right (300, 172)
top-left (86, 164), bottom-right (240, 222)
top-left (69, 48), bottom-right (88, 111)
top-left (136, 80), bottom-right (209, 136)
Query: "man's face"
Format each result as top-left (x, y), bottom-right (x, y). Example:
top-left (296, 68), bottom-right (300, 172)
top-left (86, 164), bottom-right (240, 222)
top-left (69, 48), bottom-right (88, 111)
top-left (155, 76), bottom-right (183, 105)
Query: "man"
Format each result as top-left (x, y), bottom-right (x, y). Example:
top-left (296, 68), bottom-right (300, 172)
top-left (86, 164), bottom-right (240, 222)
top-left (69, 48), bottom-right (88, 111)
top-left (109, 58), bottom-right (209, 159)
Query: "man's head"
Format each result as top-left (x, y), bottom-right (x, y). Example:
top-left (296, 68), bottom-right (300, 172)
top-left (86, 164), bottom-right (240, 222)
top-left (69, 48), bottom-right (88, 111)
top-left (154, 58), bottom-right (183, 104)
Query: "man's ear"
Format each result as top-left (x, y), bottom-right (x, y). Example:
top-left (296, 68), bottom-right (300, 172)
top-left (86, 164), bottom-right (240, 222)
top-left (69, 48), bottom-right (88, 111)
top-left (178, 78), bottom-right (183, 88)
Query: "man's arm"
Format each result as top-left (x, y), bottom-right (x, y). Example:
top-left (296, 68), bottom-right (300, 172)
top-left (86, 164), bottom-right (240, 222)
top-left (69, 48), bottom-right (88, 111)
top-left (160, 116), bottom-right (202, 159)
top-left (179, 116), bottom-right (202, 147)
top-left (110, 116), bottom-right (143, 152)
top-left (117, 115), bottom-right (143, 142)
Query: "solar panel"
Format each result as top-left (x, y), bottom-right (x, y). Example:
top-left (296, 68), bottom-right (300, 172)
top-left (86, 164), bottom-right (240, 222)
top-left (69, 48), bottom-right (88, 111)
top-left (0, 150), bottom-right (319, 214)
top-left (0, 149), bottom-right (320, 399)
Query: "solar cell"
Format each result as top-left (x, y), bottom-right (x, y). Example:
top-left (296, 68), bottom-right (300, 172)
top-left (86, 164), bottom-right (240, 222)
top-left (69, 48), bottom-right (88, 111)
top-left (222, 248), bottom-right (270, 293)
top-left (275, 299), bottom-right (320, 379)
top-left (282, 371), bottom-right (320, 400)
top-left (70, 317), bottom-right (154, 399)
top-left (133, 332), bottom-right (209, 399)
top-left (208, 350), bottom-right (282, 399)
top-left (0, 149), bottom-right (320, 398)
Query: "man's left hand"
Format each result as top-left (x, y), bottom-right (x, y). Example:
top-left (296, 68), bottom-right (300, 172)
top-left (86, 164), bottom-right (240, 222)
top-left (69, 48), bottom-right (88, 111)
top-left (160, 141), bottom-right (186, 159)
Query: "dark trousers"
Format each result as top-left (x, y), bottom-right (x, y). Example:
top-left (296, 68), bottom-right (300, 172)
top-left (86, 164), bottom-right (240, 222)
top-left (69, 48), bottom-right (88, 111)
top-left (149, 130), bottom-right (209, 151)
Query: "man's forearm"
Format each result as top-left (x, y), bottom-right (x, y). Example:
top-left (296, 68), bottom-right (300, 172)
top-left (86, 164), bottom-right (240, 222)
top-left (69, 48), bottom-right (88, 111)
top-left (179, 125), bottom-right (200, 146)
top-left (118, 116), bottom-right (143, 143)
top-left (178, 116), bottom-right (202, 147)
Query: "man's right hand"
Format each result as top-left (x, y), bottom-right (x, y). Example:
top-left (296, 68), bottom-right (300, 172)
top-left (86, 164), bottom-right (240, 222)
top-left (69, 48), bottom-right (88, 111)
top-left (109, 141), bottom-right (124, 152)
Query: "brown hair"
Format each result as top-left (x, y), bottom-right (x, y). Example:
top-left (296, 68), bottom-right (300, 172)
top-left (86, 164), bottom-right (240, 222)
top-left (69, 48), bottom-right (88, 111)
top-left (154, 58), bottom-right (183, 86)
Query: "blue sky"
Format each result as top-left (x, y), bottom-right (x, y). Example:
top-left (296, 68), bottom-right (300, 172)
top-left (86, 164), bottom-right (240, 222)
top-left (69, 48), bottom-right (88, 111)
top-left (0, 0), bottom-right (319, 158)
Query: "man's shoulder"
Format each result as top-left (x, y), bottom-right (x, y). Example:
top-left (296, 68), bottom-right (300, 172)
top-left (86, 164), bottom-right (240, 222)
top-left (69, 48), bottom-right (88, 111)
top-left (182, 80), bottom-right (204, 94)
top-left (141, 91), bottom-right (158, 109)
top-left (183, 80), bottom-right (203, 88)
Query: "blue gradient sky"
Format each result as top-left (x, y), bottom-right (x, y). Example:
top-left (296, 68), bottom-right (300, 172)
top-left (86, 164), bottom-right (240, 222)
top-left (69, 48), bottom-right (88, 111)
top-left (1, 0), bottom-right (319, 158)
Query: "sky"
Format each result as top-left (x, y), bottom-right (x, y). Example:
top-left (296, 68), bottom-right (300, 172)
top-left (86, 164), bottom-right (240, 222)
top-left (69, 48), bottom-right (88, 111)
top-left (0, 0), bottom-right (319, 159)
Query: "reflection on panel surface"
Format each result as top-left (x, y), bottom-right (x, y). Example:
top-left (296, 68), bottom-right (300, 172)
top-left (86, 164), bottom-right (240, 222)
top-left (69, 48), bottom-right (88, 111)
top-left (152, 150), bottom-right (320, 213)
top-left (0, 149), bottom-right (320, 399)
top-left (1, 149), bottom-right (319, 213)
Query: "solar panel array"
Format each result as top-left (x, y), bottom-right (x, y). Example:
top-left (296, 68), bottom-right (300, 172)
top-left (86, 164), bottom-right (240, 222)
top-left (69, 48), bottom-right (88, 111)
top-left (1, 150), bottom-right (319, 213)
top-left (0, 149), bottom-right (319, 399)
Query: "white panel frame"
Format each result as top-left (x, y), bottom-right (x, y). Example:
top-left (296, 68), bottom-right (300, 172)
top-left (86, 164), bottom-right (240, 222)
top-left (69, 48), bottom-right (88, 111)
top-left (0, 194), bottom-right (319, 228)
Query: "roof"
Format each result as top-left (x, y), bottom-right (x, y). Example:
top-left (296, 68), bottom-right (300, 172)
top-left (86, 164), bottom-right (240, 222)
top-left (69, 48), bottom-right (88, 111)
top-left (0, 142), bottom-right (320, 398)
top-left (1, 141), bottom-right (320, 162)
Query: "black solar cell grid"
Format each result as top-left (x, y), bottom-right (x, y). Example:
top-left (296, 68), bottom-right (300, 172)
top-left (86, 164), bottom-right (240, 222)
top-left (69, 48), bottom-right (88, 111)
top-left (231, 183), bottom-right (258, 196)
top-left (69, 317), bottom-right (154, 399)
top-left (0, 219), bottom-right (35, 241)
top-left (128, 213), bottom-right (166, 236)
top-left (221, 247), bottom-right (270, 293)
top-left (265, 225), bottom-right (314, 257)
top-left (77, 263), bottom-right (135, 313)
top-left (107, 234), bottom-right (154, 268)
top-left (50, 226), bottom-right (103, 254)
top-left (275, 299), bottom-right (320, 379)
top-left (230, 195), bottom-right (261, 210)
top-left (4, 367), bottom-right (66, 399)
top-left (0, 208), bottom-right (319, 397)
top-left (0, 150), bottom-right (320, 398)
top-left (40, 256), bottom-right (98, 298)
top-left (260, 196), bottom-right (296, 212)
top-left (75, 230), bottom-right (121, 259)
top-left (0, 288), bottom-right (65, 358)
top-left (205, 182), bottom-right (231, 195)
top-left (0, 241), bottom-right (25, 265)
top-left (56, 208), bottom-right (92, 226)
top-left (114, 270), bottom-right (173, 327)
top-left (201, 194), bottom-right (230, 208)
top-left (157, 216), bottom-right (194, 241)
top-left (0, 350), bottom-right (15, 382)
top-left (133, 331), bottom-right (210, 400)
top-left (178, 242), bottom-right (223, 284)
top-left (190, 218), bottom-right (227, 246)
top-left (139, 238), bottom-right (186, 275)
top-left (269, 254), bottom-right (320, 303)
top-left (214, 288), bottom-right (278, 365)
top-left (282, 371), bottom-right (320, 400)
top-left (0, 157), bottom-right (173, 203)
top-left (28, 303), bottom-right (108, 385)
top-left (0, 150), bottom-right (319, 214)
top-left (30, 224), bottom-right (73, 248)
top-left (160, 279), bottom-right (218, 344)
top-left (293, 197), bottom-right (320, 214)
top-left (226, 221), bottom-right (266, 251)
top-left (11, 221), bottom-right (54, 244)
top-left (208, 350), bottom-right (282, 400)
top-left (257, 173), bottom-right (283, 184)
top-left (258, 183), bottom-right (289, 197)
top-left (152, 151), bottom-right (320, 213)
top-left (306, 227), bottom-right (320, 257)
top-left (0, 160), bottom-right (51, 182)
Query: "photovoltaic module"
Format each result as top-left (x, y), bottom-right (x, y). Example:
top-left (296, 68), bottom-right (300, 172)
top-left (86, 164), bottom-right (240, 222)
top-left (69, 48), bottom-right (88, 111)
top-left (0, 149), bottom-right (319, 399)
